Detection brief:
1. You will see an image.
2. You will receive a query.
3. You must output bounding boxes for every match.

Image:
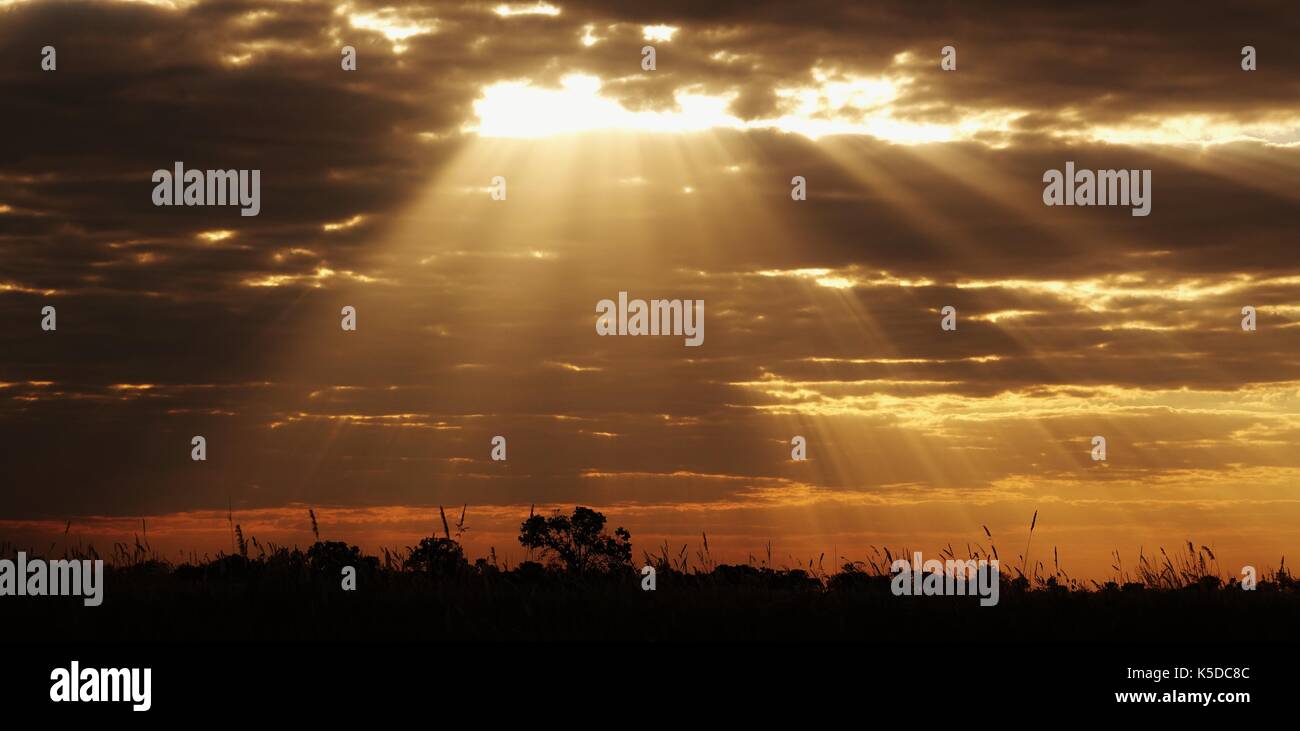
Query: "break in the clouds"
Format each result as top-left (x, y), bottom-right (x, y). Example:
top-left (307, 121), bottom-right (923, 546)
top-left (2, 0), bottom-right (1299, 578)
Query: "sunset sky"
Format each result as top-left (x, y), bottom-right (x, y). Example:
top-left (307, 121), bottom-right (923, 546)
top-left (2, 0), bottom-right (1299, 579)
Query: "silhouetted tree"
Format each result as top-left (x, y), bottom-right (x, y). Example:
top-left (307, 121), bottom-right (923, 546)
top-left (405, 536), bottom-right (468, 576)
top-left (518, 506), bottom-right (632, 574)
top-left (307, 540), bottom-right (374, 576)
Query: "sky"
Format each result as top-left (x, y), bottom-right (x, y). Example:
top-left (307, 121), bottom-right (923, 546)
top-left (2, 0), bottom-right (1299, 579)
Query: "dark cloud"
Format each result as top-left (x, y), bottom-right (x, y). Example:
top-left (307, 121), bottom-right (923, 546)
top-left (1, 2), bottom-right (1298, 576)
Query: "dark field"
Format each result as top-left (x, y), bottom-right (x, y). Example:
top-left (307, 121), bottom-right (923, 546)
top-left (3, 507), bottom-right (1297, 643)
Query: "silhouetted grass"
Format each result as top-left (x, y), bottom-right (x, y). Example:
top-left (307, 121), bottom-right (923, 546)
top-left (1, 507), bottom-right (1297, 642)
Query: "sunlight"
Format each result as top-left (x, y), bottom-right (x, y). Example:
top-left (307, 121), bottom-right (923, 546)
top-left (469, 74), bottom-right (737, 137)
top-left (465, 61), bottom-right (1292, 147)
top-left (1063, 112), bottom-right (1300, 147)
top-left (0, 0), bottom-right (195, 7)
top-left (339, 3), bottom-right (437, 52)
top-left (643, 24), bottom-right (679, 42)
top-left (323, 214), bottom-right (366, 232)
top-left (197, 230), bottom-right (234, 242)
top-left (468, 72), bottom-right (1025, 144)
top-left (493, 2), bottom-right (560, 17)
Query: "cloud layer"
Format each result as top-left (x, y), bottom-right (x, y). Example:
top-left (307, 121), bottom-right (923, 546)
top-left (2, 0), bottom-right (1299, 576)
